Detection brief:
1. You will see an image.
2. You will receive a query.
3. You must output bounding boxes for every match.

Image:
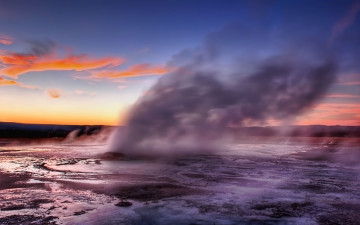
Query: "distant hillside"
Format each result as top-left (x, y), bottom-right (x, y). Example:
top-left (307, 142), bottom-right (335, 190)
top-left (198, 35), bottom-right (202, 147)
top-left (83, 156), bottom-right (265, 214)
top-left (0, 122), bottom-right (359, 139)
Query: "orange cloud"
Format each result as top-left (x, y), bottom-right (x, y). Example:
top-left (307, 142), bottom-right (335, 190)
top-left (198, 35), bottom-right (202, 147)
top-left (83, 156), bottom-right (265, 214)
top-left (47, 89), bottom-right (61, 98)
top-left (0, 77), bottom-right (20, 86)
top-left (329, 1), bottom-right (360, 45)
top-left (0, 51), bottom-right (124, 78)
top-left (0, 53), bottom-right (37, 65)
top-left (0, 76), bottom-right (37, 89)
top-left (0, 34), bottom-right (13, 45)
top-left (91, 63), bottom-right (170, 79)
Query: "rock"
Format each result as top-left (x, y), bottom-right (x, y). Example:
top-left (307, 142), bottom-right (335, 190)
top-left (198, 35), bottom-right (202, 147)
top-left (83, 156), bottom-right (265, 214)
top-left (1, 204), bottom-right (26, 211)
top-left (73, 210), bottom-right (86, 216)
top-left (0, 215), bottom-right (57, 225)
top-left (115, 201), bottom-right (133, 207)
top-left (115, 183), bottom-right (202, 202)
top-left (100, 152), bottom-right (125, 160)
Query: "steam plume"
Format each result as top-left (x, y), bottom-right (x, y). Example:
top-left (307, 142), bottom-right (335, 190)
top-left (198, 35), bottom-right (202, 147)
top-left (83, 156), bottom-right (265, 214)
top-left (110, 24), bottom-right (338, 157)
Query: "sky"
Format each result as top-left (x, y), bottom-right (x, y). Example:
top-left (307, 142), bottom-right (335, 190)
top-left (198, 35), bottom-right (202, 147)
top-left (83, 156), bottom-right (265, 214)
top-left (0, 0), bottom-right (359, 126)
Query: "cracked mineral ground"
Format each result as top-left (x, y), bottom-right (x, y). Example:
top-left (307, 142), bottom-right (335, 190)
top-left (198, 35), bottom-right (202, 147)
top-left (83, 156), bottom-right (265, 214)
top-left (0, 137), bottom-right (359, 225)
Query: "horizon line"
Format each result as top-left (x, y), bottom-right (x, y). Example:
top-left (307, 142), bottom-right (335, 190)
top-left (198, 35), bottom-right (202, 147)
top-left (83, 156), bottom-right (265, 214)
top-left (0, 121), bottom-right (358, 128)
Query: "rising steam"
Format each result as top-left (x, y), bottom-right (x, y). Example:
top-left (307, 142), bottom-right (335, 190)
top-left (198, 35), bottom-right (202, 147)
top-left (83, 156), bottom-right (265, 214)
top-left (110, 24), bottom-right (338, 157)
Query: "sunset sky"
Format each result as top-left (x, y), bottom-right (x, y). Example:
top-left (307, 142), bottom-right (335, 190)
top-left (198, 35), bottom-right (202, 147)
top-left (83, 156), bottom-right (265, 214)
top-left (0, 0), bottom-right (359, 126)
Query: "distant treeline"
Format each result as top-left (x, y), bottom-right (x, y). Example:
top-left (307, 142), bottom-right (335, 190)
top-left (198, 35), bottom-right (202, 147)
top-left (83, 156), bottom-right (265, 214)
top-left (0, 122), bottom-right (105, 138)
top-left (0, 122), bottom-right (359, 139)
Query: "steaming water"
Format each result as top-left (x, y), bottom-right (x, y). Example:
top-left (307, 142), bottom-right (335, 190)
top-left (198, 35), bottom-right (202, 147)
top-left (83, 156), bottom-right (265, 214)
top-left (0, 137), bottom-right (359, 224)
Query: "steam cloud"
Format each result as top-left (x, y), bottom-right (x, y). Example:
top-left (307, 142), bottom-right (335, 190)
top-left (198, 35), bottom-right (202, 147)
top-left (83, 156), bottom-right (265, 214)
top-left (110, 24), bottom-right (338, 157)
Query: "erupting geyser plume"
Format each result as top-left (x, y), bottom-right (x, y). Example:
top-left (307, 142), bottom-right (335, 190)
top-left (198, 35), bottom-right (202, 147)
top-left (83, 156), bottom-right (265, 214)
top-left (109, 24), bottom-right (338, 158)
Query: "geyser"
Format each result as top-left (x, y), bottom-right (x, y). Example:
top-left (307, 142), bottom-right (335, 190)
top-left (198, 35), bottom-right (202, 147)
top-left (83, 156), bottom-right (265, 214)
top-left (109, 24), bottom-right (338, 158)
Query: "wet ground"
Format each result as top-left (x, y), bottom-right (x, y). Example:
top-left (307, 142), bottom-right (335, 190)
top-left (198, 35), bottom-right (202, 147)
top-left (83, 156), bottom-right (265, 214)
top-left (0, 137), bottom-right (359, 225)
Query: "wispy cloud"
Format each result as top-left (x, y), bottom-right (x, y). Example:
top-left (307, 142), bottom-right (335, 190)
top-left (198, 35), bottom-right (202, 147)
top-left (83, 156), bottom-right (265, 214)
top-left (91, 64), bottom-right (170, 79)
top-left (326, 94), bottom-right (360, 98)
top-left (329, 1), bottom-right (360, 45)
top-left (19, 84), bottom-right (38, 89)
top-left (298, 103), bottom-right (360, 125)
top-left (117, 85), bottom-right (127, 90)
top-left (0, 40), bottom-right (124, 78)
top-left (74, 90), bottom-right (97, 96)
top-left (338, 81), bottom-right (360, 85)
top-left (315, 103), bottom-right (360, 113)
top-left (0, 76), bottom-right (37, 89)
top-left (0, 34), bottom-right (13, 45)
top-left (46, 89), bottom-right (61, 98)
top-left (44, 89), bottom-right (97, 98)
top-left (0, 76), bottom-right (19, 86)
top-left (0, 52), bottom-right (124, 78)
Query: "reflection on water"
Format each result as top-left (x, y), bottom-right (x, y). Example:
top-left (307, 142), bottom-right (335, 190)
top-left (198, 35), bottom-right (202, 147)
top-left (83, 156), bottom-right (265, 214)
top-left (0, 137), bottom-right (359, 224)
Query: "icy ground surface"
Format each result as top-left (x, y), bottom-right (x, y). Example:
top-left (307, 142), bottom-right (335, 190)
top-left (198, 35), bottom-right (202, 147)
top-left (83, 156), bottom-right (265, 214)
top-left (0, 137), bottom-right (359, 225)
